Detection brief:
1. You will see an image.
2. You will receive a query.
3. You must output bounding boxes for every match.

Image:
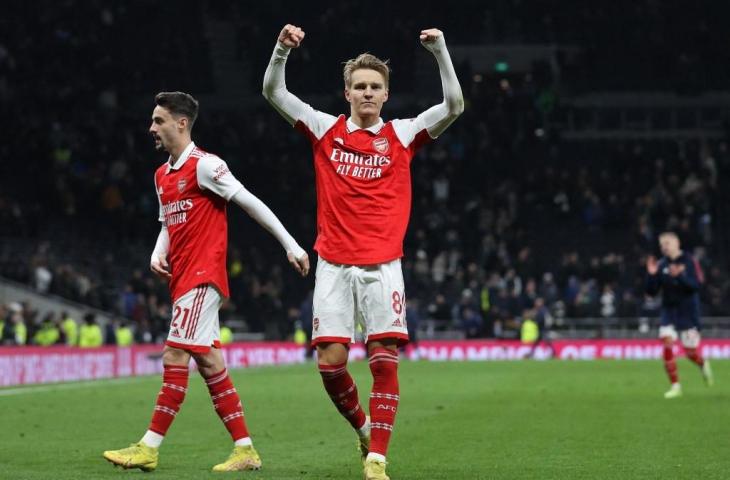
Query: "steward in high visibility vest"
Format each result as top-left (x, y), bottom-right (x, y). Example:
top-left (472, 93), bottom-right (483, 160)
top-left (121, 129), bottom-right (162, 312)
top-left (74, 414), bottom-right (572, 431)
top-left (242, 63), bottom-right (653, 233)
top-left (61, 313), bottom-right (78, 346)
top-left (34, 316), bottom-right (60, 346)
top-left (521, 317), bottom-right (539, 343)
top-left (220, 325), bottom-right (234, 345)
top-left (79, 313), bottom-right (103, 348)
top-left (116, 323), bottom-right (134, 346)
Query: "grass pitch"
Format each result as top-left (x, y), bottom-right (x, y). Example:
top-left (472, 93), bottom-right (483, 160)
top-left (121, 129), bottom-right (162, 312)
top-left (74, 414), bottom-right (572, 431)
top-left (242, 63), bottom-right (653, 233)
top-left (1, 359), bottom-right (728, 479)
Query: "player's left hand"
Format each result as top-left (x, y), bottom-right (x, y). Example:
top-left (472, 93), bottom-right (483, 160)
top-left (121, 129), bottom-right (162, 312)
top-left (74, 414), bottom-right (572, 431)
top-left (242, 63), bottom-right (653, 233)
top-left (288, 251), bottom-right (310, 277)
top-left (150, 255), bottom-right (172, 280)
top-left (668, 264), bottom-right (685, 277)
top-left (278, 24), bottom-right (305, 48)
top-left (420, 28), bottom-right (444, 50)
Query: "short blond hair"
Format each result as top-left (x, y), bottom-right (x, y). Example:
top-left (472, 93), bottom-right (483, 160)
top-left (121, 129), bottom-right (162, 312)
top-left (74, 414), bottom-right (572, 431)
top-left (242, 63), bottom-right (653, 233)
top-left (343, 53), bottom-right (390, 88)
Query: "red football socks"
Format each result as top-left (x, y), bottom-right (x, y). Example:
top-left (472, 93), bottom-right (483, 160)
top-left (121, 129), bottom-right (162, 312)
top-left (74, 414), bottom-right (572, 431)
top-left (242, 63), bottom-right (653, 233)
top-left (319, 362), bottom-right (367, 430)
top-left (148, 365), bottom-right (189, 435)
top-left (663, 345), bottom-right (678, 384)
top-left (204, 369), bottom-right (250, 441)
top-left (684, 347), bottom-right (705, 367)
top-left (368, 347), bottom-right (399, 456)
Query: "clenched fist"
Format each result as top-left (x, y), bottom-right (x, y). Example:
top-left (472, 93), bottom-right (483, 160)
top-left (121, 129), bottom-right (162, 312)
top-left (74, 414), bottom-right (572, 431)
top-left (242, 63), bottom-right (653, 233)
top-left (278, 24), bottom-right (305, 48)
top-left (420, 28), bottom-right (445, 51)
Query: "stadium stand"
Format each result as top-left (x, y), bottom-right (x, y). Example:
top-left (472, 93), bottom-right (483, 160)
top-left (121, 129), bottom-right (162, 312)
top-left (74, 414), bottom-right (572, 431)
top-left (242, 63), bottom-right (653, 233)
top-left (2, 0), bottom-right (730, 344)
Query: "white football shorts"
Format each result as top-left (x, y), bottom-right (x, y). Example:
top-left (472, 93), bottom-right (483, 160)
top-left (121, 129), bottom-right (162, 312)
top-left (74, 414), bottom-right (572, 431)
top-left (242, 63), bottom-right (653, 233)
top-left (312, 256), bottom-right (409, 346)
top-left (165, 284), bottom-right (222, 353)
top-left (658, 325), bottom-right (701, 348)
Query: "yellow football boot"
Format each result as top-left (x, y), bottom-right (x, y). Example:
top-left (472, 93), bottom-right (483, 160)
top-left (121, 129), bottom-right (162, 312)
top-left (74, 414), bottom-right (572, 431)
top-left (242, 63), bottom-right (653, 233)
top-left (212, 445), bottom-right (262, 471)
top-left (363, 458), bottom-right (390, 480)
top-left (103, 442), bottom-right (158, 472)
top-left (702, 361), bottom-right (714, 387)
top-left (664, 383), bottom-right (682, 399)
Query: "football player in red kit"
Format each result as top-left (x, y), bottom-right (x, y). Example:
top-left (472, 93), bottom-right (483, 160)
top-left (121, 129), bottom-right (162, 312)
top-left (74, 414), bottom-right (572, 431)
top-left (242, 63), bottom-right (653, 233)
top-left (263, 25), bottom-right (463, 480)
top-left (103, 91), bottom-right (309, 472)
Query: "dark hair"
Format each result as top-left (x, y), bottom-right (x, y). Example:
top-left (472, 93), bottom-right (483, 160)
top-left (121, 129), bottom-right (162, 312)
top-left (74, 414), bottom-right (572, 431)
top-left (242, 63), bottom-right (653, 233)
top-left (154, 91), bottom-right (199, 129)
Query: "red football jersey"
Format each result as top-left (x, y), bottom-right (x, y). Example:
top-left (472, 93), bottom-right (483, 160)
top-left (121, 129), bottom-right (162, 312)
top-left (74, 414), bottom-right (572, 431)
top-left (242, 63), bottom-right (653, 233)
top-left (154, 144), bottom-right (242, 302)
top-left (297, 115), bottom-right (430, 265)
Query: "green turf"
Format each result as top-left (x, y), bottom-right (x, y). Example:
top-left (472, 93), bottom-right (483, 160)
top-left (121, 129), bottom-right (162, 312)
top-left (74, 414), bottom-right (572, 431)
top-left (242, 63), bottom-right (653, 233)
top-left (1, 359), bottom-right (728, 479)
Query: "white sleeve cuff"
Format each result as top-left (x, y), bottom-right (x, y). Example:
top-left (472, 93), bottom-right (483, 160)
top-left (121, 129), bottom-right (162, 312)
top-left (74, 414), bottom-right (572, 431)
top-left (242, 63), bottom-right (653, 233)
top-left (151, 226), bottom-right (169, 263)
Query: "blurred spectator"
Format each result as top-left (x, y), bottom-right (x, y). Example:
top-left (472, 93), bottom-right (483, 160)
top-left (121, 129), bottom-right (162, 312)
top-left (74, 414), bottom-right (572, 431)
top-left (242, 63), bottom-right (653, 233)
top-left (520, 313), bottom-right (539, 344)
top-left (600, 284), bottom-right (617, 318)
top-left (79, 313), bottom-right (103, 348)
top-left (525, 298), bottom-right (556, 358)
top-left (33, 312), bottom-right (60, 346)
top-left (115, 320), bottom-right (134, 346)
top-left (60, 311), bottom-right (78, 346)
top-left (292, 321), bottom-right (307, 346)
top-left (3, 302), bottom-right (27, 345)
top-left (220, 319), bottom-right (234, 345)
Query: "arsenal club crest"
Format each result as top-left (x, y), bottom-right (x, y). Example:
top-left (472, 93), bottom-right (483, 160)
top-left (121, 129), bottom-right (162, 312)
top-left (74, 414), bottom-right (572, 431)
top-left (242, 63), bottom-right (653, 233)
top-left (373, 137), bottom-right (389, 154)
top-left (177, 179), bottom-right (187, 193)
top-left (313, 317), bottom-right (320, 331)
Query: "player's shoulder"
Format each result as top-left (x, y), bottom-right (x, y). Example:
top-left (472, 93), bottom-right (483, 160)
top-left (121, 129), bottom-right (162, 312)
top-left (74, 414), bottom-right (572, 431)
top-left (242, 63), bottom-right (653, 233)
top-left (191, 146), bottom-right (220, 161)
top-left (388, 117), bottom-right (430, 147)
top-left (680, 251), bottom-right (695, 260)
top-left (330, 114), bottom-right (347, 127)
top-left (389, 117), bottom-right (419, 126)
top-left (298, 112), bottom-right (342, 141)
top-left (327, 113), bottom-right (347, 129)
top-left (193, 150), bottom-right (227, 171)
top-left (681, 251), bottom-right (698, 266)
top-left (388, 117), bottom-right (420, 130)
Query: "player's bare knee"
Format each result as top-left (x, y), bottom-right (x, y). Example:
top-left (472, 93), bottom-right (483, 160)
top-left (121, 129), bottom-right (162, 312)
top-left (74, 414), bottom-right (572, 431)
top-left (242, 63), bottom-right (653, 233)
top-left (192, 348), bottom-right (225, 376)
top-left (367, 339), bottom-right (398, 356)
top-left (661, 337), bottom-right (674, 348)
top-left (316, 343), bottom-right (349, 365)
top-left (162, 346), bottom-right (190, 366)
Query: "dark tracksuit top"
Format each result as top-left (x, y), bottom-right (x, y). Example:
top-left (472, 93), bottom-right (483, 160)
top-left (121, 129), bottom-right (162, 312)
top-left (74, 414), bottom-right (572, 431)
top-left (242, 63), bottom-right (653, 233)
top-left (645, 252), bottom-right (704, 331)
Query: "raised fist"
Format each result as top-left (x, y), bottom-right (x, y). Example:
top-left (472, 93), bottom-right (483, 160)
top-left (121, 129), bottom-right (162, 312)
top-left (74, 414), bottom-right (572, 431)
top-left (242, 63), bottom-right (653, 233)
top-left (420, 28), bottom-right (444, 51)
top-left (278, 24), bottom-right (305, 48)
top-left (420, 28), bottom-right (443, 43)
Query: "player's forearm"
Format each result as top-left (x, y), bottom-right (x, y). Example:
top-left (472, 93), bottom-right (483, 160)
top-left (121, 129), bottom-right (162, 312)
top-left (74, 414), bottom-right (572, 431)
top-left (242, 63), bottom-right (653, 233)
top-left (151, 225), bottom-right (169, 262)
top-left (431, 37), bottom-right (464, 116)
top-left (421, 37), bottom-right (464, 137)
top-left (262, 42), bottom-right (305, 125)
top-left (231, 188), bottom-right (305, 258)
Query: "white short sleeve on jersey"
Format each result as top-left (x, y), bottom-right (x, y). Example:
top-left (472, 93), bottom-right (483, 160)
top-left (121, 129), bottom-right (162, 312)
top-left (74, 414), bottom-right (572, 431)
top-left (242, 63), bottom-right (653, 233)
top-left (196, 155), bottom-right (244, 201)
top-left (392, 116), bottom-right (429, 148)
top-left (299, 106), bottom-right (339, 140)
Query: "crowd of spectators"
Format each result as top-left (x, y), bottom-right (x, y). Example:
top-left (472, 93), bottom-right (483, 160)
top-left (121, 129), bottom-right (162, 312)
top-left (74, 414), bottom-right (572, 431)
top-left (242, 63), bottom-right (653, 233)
top-left (2, 1), bottom-right (730, 344)
top-left (0, 300), bottom-right (118, 347)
